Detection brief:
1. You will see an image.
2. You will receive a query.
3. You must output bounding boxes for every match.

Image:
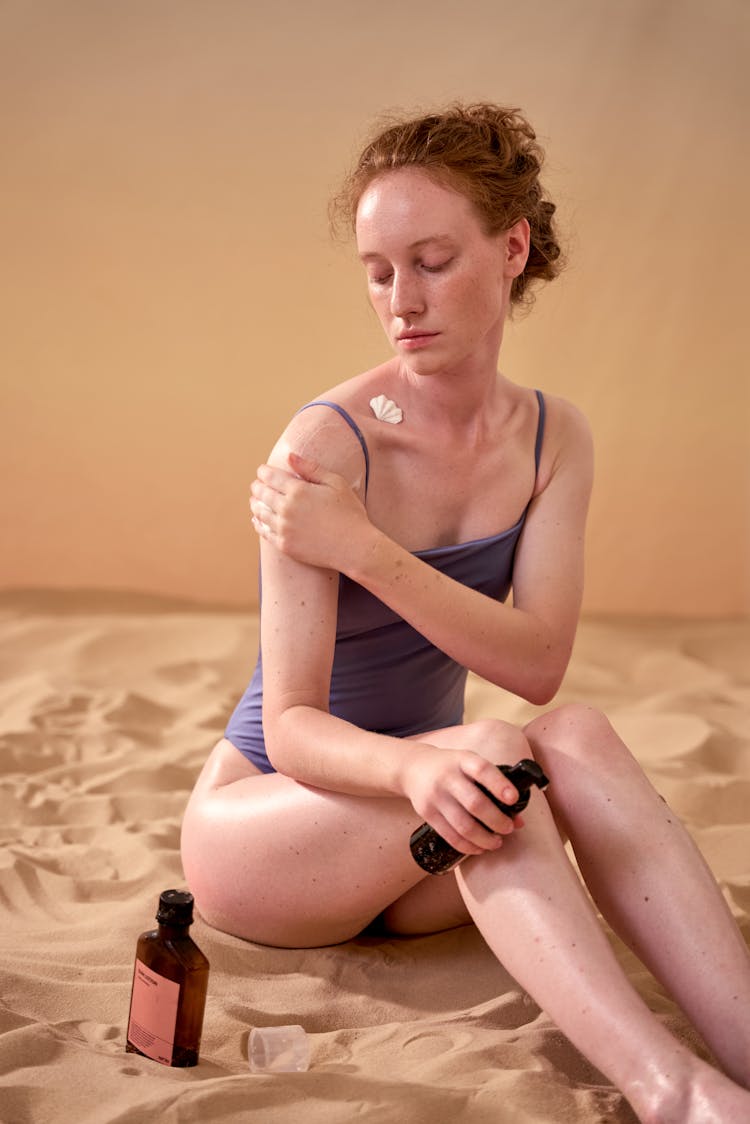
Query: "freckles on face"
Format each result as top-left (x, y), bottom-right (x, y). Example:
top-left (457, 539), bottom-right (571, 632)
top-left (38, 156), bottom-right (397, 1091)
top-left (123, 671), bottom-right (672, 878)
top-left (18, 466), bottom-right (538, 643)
top-left (355, 168), bottom-right (510, 356)
top-left (356, 168), bottom-right (491, 267)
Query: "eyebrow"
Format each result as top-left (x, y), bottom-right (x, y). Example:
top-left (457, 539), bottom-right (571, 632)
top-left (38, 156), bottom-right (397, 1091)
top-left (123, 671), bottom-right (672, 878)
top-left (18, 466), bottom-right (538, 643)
top-left (358, 235), bottom-right (455, 262)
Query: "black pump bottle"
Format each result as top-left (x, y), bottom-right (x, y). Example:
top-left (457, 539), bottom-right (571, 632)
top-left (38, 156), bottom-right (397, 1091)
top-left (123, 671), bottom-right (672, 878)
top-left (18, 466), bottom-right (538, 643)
top-left (409, 758), bottom-right (550, 875)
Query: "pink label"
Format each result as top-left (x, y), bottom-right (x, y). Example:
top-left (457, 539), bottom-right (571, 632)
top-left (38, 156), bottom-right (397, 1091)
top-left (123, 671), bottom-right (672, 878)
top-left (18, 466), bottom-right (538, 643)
top-left (127, 959), bottom-right (180, 1065)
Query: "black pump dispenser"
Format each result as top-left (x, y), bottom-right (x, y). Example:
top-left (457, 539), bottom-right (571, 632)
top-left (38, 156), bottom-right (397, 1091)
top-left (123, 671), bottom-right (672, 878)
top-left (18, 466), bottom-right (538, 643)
top-left (409, 758), bottom-right (550, 875)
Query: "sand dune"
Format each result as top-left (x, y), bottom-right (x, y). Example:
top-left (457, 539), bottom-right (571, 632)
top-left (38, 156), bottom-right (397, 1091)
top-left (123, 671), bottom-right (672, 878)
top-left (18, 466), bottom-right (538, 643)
top-left (0, 594), bottom-right (747, 1122)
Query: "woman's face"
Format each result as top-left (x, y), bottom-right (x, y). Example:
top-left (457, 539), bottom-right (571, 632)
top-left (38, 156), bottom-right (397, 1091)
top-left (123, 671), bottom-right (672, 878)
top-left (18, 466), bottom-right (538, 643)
top-left (355, 168), bottom-right (528, 377)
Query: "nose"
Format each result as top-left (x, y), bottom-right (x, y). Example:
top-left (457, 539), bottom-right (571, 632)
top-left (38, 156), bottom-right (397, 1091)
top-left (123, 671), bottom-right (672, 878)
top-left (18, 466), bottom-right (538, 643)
top-left (390, 269), bottom-right (425, 318)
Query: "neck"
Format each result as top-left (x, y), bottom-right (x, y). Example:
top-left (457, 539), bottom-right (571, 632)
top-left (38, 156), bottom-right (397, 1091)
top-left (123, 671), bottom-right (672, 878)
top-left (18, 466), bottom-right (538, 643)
top-left (396, 333), bottom-right (510, 435)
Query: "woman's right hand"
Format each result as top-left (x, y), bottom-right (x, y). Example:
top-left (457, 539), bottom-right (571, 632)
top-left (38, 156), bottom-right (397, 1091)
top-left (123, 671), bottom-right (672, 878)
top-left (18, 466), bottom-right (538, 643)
top-left (250, 453), bottom-right (376, 574)
top-left (400, 744), bottom-right (523, 856)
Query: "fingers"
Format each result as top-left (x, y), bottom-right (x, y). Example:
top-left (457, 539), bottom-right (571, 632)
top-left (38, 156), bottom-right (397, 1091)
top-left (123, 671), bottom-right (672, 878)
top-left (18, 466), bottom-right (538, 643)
top-left (465, 758), bottom-right (520, 807)
top-left (251, 514), bottom-right (272, 540)
top-left (428, 773), bottom-right (522, 856)
top-left (249, 479), bottom-right (277, 540)
top-left (254, 458), bottom-right (334, 490)
top-left (436, 803), bottom-right (505, 857)
top-left (287, 451), bottom-right (322, 482)
top-left (460, 780), bottom-right (516, 837)
top-left (249, 461), bottom-right (325, 521)
top-left (249, 484), bottom-right (276, 517)
top-left (249, 464), bottom-right (299, 538)
top-left (405, 744), bottom-right (526, 857)
top-left (255, 463), bottom-right (295, 492)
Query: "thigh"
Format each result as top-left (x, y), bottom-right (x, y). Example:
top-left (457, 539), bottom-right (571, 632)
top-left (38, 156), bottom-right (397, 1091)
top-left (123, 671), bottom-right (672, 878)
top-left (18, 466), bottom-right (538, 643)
top-left (181, 739), bottom-right (428, 947)
top-left (180, 721), bottom-right (531, 947)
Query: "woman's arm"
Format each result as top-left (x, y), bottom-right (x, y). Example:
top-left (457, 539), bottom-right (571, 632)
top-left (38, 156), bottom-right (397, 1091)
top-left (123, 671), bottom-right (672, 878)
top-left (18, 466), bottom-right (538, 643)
top-left (255, 410), bottom-right (527, 856)
top-left (256, 410), bottom-right (403, 789)
top-left (254, 397), bottom-right (594, 705)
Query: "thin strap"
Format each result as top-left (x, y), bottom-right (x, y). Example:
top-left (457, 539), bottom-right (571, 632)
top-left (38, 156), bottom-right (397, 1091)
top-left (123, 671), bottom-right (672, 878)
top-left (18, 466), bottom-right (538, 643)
top-left (296, 394), bottom-right (542, 499)
top-left (533, 389), bottom-right (546, 474)
top-left (296, 400), bottom-right (370, 495)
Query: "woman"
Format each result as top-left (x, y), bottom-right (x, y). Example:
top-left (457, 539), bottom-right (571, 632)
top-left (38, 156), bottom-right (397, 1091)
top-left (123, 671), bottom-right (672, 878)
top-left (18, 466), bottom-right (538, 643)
top-left (181, 104), bottom-right (750, 1121)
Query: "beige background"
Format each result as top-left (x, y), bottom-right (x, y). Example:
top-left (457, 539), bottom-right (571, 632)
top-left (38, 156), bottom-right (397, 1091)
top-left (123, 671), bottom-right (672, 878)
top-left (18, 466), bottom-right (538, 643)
top-left (2, 0), bottom-right (748, 616)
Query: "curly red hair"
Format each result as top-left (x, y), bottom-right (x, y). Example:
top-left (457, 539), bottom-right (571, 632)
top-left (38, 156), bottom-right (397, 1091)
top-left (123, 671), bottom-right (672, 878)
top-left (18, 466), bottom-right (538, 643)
top-left (331, 103), bottom-right (563, 309)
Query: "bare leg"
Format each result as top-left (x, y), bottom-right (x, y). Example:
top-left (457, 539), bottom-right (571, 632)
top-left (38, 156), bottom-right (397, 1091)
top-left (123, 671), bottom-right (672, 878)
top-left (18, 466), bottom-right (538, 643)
top-left (180, 720), bottom-right (522, 947)
top-left (181, 741), bottom-right (425, 947)
top-left (455, 753), bottom-right (750, 1123)
top-left (181, 721), bottom-right (750, 1121)
top-left (524, 703), bottom-right (750, 1089)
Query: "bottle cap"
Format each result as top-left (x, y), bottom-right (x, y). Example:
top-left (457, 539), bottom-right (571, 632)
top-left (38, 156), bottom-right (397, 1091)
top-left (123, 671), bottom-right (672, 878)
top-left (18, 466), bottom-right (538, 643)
top-left (248, 1025), bottom-right (310, 1073)
top-left (156, 889), bottom-right (194, 925)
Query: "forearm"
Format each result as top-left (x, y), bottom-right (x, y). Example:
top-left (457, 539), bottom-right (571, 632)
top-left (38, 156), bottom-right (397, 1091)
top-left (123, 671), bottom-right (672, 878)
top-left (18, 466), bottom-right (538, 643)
top-left (264, 702), bottom-right (531, 859)
top-left (264, 703), bottom-right (414, 797)
top-left (347, 528), bottom-right (570, 705)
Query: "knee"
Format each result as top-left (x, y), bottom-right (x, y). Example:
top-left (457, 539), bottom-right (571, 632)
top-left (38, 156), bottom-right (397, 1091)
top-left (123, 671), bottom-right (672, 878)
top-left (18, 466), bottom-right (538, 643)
top-left (462, 718), bottom-right (533, 765)
top-left (524, 703), bottom-right (625, 768)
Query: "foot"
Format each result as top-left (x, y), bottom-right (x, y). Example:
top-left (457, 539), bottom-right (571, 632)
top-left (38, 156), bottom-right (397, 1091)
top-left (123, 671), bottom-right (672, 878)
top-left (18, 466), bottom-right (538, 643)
top-left (636, 1057), bottom-right (750, 1123)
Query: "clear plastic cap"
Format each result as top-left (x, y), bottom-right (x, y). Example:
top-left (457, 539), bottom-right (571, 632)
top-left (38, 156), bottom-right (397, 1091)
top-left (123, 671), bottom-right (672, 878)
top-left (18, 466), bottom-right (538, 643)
top-left (248, 1025), bottom-right (310, 1073)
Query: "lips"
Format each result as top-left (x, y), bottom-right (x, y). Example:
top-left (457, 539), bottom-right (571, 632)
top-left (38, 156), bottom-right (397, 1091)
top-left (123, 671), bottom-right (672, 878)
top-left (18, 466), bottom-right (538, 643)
top-left (397, 331), bottom-right (439, 349)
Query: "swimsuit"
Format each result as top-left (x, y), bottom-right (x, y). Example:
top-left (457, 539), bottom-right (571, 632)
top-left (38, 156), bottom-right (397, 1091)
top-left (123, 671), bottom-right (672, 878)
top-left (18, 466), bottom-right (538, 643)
top-left (224, 390), bottom-right (546, 773)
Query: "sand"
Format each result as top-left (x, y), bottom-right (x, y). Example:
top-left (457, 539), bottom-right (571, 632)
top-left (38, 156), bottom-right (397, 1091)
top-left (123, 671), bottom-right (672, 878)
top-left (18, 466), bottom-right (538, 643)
top-left (0, 592), bottom-right (747, 1123)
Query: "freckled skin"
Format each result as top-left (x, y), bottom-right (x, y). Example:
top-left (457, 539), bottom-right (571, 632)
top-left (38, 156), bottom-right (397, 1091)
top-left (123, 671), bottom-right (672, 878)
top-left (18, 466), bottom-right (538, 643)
top-left (183, 154), bottom-right (750, 1123)
top-left (356, 169), bottom-right (513, 383)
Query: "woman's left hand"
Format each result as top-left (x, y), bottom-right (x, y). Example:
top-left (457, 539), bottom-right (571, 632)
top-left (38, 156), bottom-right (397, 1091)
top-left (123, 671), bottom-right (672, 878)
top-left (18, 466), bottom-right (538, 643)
top-left (250, 452), bottom-right (375, 572)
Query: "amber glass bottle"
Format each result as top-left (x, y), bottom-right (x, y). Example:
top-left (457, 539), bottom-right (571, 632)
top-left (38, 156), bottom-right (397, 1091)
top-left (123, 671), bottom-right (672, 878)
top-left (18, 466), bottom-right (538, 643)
top-left (126, 889), bottom-right (210, 1067)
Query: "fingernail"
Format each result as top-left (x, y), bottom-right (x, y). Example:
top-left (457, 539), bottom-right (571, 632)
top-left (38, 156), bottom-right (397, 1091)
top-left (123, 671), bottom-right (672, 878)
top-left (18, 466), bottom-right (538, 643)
top-left (502, 788), bottom-right (517, 803)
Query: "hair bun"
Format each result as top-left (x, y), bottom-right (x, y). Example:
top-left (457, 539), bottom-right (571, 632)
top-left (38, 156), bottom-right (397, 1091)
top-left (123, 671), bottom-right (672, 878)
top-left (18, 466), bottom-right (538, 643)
top-left (331, 102), bottom-right (564, 311)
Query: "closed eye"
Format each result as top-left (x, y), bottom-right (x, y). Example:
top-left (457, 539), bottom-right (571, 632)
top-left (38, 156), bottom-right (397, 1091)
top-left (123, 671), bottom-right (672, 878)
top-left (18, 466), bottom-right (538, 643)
top-left (421, 258), bottom-right (453, 273)
top-left (367, 257), bottom-right (452, 285)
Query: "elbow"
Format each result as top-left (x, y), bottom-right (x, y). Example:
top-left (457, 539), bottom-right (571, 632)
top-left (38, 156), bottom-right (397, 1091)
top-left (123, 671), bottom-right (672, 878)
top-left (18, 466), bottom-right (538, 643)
top-left (264, 741), bottom-right (290, 775)
top-left (264, 725), bottom-right (300, 777)
top-left (523, 680), bottom-right (560, 707)
top-left (518, 659), bottom-right (567, 707)
top-left (518, 629), bottom-right (574, 706)
top-left (261, 709), bottom-right (294, 775)
top-left (262, 702), bottom-right (323, 776)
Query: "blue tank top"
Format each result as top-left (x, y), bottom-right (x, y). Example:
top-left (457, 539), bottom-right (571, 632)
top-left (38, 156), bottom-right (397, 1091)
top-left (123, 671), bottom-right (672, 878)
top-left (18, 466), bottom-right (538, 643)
top-left (225, 391), bottom-right (546, 772)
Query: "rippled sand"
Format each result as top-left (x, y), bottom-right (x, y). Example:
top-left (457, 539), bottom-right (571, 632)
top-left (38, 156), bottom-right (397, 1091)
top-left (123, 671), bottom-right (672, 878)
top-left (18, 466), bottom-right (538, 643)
top-left (0, 593), bottom-right (747, 1123)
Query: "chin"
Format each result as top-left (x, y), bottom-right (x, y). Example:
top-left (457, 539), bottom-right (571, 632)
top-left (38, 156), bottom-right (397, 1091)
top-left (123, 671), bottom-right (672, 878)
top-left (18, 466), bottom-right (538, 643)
top-left (396, 347), bottom-right (448, 376)
top-left (403, 349), bottom-right (473, 379)
top-left (401, 359), bottom-right (442, 379)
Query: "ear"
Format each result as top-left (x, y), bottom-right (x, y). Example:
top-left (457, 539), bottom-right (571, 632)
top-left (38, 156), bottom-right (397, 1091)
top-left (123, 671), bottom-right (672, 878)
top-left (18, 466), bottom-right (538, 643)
top-left (504, 218), bottom-right (531, 279)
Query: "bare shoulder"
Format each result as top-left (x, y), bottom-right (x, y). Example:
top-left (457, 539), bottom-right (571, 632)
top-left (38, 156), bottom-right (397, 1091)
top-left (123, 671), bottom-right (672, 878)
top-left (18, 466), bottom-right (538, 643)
top-left (541, 391), bottom-right (592, 441)
top-left (535, 391), bottom-right (594, 495)
top-left (266, 363), bottom-right (393, 494)
top-left (266, 378), bottom-right (377, 498)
